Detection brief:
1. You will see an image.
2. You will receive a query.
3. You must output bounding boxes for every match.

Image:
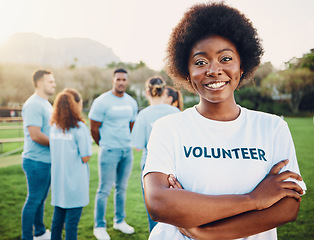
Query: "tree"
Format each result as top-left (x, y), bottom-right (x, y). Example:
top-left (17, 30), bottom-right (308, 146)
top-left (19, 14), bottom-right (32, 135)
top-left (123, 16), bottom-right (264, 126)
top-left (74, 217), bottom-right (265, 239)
top-left (253, 62), bottom-right (274, 87)
top-left (262, 68), bottom-right (314, 113)
top-left (286, 49), bottom-right (314, 71)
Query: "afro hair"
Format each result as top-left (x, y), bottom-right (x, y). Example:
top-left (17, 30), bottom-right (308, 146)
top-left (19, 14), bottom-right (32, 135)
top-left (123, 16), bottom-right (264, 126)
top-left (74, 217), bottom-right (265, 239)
top-left (165, 2), bottom-right (264, 92)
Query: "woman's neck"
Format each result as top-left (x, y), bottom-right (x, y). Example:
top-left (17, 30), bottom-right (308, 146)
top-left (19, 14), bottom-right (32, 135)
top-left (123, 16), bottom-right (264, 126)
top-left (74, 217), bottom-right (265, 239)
top-left (196, 99), bottom-right (240, 121)
top-left (149, 97), bottom-right (164, 106)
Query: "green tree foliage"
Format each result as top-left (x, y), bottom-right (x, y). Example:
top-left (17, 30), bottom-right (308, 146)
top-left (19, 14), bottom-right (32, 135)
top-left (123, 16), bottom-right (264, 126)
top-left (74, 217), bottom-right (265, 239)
top-left (286, 49), bottom-right (314, 71)
top-left (260, 49), bottom-right (314, 113)
top-left (253, 62), bottom-right (274, 87)
top-left (106, 60), bottom-right (147, 71)
top-left (261, 68), bottom-right (314, 113)
top-left (0, 62), bottom-right (163, 109)
top-left (0, 64), bottom-right (36, 105)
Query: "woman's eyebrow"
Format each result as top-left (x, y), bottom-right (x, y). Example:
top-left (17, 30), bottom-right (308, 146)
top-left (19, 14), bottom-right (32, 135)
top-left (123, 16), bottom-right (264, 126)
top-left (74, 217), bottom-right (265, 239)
top-left (192, 51), bottom-right (206, 58)
top-left (217, 48), bottom-right (234, 54)
top-left (192, 48), bottom-right (235, 58)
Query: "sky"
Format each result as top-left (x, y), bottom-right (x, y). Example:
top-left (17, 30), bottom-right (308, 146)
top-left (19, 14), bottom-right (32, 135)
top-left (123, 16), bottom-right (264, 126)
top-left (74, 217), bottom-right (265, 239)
top-left (0, 0), bottom-right (313, 71)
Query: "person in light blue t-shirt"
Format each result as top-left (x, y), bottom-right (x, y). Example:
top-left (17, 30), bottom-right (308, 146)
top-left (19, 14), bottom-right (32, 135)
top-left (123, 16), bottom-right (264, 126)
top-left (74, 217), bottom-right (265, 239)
top-left (50, 88), bottom-right (92, 240)
top-left (131, 76), bottom-right (181, 232)
top-left (89, 68), bottom-right (138, 240)
top-left (21, 69), bottom-right (56, 240)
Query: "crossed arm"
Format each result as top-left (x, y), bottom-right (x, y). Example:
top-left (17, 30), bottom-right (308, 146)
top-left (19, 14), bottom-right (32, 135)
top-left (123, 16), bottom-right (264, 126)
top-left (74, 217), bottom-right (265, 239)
top-left (143, 160), bottom-right (303, 240)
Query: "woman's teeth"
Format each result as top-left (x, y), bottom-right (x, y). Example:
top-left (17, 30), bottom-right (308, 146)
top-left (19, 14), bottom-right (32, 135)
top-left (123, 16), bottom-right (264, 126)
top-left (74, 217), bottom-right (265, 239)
top-left (206, 82), bottom-right (226, 89)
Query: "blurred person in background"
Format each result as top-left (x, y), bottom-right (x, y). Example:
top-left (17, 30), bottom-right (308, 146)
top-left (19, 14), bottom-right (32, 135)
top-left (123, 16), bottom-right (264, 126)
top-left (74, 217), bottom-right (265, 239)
top-left (131, 76), bottom-right (180, 232)
top-left (89, 68), bottom-right (138, 240)
top-left (21, 69), bottom-right (56, 240)
top-left (164, 86), bottom-right (184, 111)
top-left (49, 88), bottom-right (92, 240)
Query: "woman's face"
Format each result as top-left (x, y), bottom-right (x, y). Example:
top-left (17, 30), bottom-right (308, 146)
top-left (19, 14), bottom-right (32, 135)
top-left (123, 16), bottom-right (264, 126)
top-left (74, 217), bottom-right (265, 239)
top-left (188, 35), bottom-right (243, 105)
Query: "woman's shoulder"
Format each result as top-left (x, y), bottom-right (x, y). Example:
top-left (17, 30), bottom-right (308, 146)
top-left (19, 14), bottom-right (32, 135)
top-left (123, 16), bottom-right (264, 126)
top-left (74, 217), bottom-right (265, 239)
top-left (154, 107), bottom-right (193, 126)
top-left (243, 107), bottom-right (287, 127)
top-left (77, 121), bottom-right (88, 128)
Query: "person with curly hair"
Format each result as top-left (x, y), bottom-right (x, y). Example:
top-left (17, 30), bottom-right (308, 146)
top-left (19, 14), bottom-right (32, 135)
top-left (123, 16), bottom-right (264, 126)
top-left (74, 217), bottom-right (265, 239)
top-left (164, 86), bottom-right (184, 111)
top-left (131, 76), bottom-right (180, 232)
top-left (143, 2), bottom-right (306, 240)
top-left (49, 88), bottom-right (92, 240)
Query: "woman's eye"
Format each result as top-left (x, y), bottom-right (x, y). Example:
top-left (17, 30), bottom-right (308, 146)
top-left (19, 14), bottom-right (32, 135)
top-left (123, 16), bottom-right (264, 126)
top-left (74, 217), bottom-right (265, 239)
top-left (221, 56), bottom-right (232, 62)
top-left (195, 60), bottom-right (207, 66)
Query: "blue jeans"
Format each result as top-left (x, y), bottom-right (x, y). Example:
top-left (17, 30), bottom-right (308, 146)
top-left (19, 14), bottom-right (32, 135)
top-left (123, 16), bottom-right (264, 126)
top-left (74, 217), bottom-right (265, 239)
top-left (94, 147), bottom-right (133, 228)
top-left (51, 206), bottom-right (83, 240)
top-left (21, 158), bottom-right (51, 240)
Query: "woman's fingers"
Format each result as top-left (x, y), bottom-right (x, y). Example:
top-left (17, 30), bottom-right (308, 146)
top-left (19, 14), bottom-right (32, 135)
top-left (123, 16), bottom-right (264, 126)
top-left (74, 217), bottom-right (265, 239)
top-left (168, 174), bottom-right (183, 189)
top-left (282, 181), bottom-right (304, 195)
top-left (269, 159), bottom-right (289, 175)
top-left (282, 188), bottom-right (302, 202)
top-left (277, 170), bottom-right (303, 182)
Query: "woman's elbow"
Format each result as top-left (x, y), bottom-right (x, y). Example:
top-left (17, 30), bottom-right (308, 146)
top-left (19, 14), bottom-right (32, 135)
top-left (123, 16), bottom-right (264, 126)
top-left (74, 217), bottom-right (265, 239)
top-left (82, 156), bottom-right (91, 163)
top-left (281, 198), bottom-right (301, 224)
top-left (287, 202), bottom-right (300, 223)
top-left (145, 192), bottom-right (166, 222)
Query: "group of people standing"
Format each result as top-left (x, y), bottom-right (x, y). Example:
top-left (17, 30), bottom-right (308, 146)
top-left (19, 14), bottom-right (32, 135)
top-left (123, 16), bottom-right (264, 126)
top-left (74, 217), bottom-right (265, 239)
top-left (21, 67), bottom-right (182, 240)
top-left (20, 2), bottom-right (306, 240)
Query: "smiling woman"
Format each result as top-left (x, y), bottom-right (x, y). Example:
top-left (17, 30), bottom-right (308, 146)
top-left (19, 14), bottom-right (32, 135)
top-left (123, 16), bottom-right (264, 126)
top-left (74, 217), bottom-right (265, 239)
top-left (142, 2), bottom-right (306, 240)
top-left (187, 36), bottom-right (243, 116)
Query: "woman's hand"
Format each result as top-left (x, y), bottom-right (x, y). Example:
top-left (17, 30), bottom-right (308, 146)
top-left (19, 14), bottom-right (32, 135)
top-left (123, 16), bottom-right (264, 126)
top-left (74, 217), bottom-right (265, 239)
top-left (168, 174), bottom-right (183, 189)
top-left (248, 159), bottom-right (303, 210)
top-left (168, 175), bottom-right (201, 238)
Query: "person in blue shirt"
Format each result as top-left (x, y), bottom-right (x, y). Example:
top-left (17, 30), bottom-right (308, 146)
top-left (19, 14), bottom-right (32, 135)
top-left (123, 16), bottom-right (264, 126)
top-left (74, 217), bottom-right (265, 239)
top-left (131, 76), bottom-right (181, 232)
top-left (21, 69), bottom-right (56, 240)
top-left (49, 88), bottom-right (92, 240)
top-left (89, 68), bottom-right (138, 240)
top-left (164, 86), bottom-right (184, 111)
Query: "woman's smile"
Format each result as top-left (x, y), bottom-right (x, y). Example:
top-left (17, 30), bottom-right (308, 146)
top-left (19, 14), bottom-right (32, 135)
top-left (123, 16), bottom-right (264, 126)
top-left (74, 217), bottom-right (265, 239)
top-left (188, 35), bottom-right (243, 105)
top-left (204, 80), bottom-right (230, 90)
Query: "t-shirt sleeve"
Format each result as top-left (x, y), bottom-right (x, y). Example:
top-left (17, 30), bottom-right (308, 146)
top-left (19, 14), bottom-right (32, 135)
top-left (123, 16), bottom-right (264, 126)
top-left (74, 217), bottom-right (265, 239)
top-left (131, 99), bottom-right (138, 122)
top-left (88, 98), bottom-right (105, 122)
top-left (143, 118), bottom-right (176, 177)
top-left (76, 122), bottom-right (93, 157)
top-left (24, 102), bottom-right (44, 127)
top-left (131, 113), bottom-right (146, 149)
top-left (273, 120), bottom-right (307, 193)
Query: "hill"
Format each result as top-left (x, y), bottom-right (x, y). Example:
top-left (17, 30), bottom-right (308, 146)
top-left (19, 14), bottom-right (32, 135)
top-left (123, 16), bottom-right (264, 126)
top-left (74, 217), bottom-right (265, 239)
top-left (0, 33), bottom-right (120, 67)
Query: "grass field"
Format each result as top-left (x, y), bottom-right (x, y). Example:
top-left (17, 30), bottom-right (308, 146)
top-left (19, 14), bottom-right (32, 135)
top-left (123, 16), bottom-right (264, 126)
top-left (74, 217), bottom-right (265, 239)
top-left (0, 117), bottom-right (313, 239)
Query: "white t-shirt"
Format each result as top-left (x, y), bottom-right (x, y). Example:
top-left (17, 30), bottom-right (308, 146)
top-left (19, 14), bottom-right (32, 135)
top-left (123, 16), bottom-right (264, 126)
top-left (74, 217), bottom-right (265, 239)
top-left (143, 106), bottom-right (306, 240)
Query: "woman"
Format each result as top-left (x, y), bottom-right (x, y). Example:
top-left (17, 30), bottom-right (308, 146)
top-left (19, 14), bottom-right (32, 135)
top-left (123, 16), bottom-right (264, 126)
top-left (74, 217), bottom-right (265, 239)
top-left (164, 86), bottom-right (184, 111)
top-left (131, 76), bottom-right (180, 232)
top-left (143, 3), bottom-right (306, 240)
top-left (50, 88), bottom-right (92, 240)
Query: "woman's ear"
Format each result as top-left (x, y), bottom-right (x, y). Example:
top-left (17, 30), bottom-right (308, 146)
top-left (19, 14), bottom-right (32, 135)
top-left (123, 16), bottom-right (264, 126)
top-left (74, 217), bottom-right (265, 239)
top-left (187, 74), bottom-right (191, 83)
top-left (240, 67), bottom-right (244, 78)
top-left (145, 89), bottom-right (150, 97)
top-left (172, 100), bottom-right (179, 108)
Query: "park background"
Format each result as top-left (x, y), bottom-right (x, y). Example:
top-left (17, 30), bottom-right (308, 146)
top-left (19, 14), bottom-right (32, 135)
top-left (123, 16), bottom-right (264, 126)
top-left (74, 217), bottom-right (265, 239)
top-left (0, 0), bottom-right (313, 239)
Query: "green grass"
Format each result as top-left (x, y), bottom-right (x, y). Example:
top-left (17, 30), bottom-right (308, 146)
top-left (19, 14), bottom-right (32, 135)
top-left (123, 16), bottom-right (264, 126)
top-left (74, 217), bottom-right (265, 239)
top-left (0, 122), bottom-right (24, 153)
top-left (0, 118), bottom-right (313, 239)
top-left (277, 117), bottom-right (314, 239)
top-left (0, 148), bottom-right (149, 240)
